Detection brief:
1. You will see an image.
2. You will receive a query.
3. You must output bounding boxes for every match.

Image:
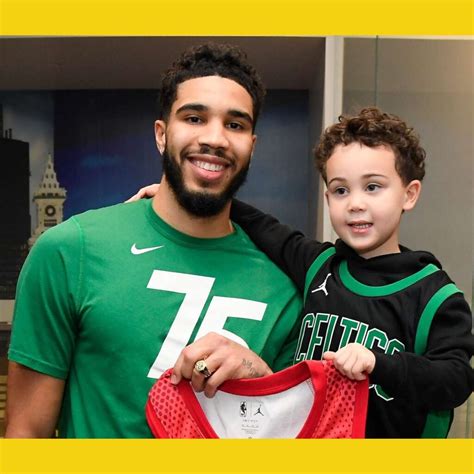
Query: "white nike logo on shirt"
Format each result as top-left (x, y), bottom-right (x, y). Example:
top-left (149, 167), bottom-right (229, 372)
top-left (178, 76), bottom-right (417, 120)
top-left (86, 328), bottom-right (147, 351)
top-left (131, 243), bottom-right (165, 255)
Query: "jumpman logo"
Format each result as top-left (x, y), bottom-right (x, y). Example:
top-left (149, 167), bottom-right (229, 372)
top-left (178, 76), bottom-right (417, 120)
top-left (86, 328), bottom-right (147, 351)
top-left (254, 404), bottom-right (264, 416)
top-left (311, 273), bottom-right (332, 296)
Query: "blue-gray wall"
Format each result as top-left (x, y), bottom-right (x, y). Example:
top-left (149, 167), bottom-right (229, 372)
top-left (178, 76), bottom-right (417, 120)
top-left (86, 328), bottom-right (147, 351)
top-left (53, 89), bottom-right (311, 234)
top-left (2, 89), bottom-right (312, 235)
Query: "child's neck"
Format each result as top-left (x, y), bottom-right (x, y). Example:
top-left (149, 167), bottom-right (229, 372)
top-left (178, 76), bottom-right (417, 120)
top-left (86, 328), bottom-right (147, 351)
top-left (350, 243), bottom-right (401, 260)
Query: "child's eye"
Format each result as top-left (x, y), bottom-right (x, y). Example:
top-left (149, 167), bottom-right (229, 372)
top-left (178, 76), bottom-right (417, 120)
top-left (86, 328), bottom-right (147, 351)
top-left (366, 183), bottom-right (381, 192)
top-left (334, 187), bottom-right (348, 196)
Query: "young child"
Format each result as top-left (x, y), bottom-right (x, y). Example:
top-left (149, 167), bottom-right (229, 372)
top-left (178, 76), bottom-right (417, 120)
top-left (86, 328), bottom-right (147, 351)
top-left (229, 107), bottom-right (474, 438)
top-left (130, 107), bottom-right (473, 437)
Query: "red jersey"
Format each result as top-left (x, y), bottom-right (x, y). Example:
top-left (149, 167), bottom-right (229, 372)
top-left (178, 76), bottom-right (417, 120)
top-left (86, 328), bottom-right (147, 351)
top-left (146, 361), bottom-right (368, 438)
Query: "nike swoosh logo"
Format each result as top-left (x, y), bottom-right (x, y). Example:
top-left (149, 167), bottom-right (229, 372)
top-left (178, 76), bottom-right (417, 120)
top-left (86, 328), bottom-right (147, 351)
top-left (131, 243), bottom-right (165, 255)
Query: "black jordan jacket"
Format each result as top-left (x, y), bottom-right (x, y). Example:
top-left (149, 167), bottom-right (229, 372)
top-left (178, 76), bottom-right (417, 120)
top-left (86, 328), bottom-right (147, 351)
top-left (231, 199), bottom-right (474, 438)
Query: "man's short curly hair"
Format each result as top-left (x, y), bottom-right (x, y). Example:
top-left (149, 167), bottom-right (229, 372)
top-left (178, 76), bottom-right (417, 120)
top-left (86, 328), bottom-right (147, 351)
top-left (160, 43), bottom-right (266, 131)
top-left (314, 107), bottom-right (426, 184)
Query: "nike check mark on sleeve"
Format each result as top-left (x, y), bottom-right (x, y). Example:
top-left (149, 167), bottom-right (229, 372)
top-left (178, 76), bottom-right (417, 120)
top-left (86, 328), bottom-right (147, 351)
top-left (131, 243), bottom-right (165, 255)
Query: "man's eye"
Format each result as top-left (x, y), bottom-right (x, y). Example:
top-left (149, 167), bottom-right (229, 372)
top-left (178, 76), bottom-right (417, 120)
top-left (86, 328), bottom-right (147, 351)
top-left (186, 116), bottom-right (203, 124)
top-left (227, 122), bottom-right (244, 130)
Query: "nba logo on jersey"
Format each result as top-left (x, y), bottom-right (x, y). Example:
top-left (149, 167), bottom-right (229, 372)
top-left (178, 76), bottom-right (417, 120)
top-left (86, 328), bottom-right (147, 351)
top-left (240, 401), bottom-right (247, 417)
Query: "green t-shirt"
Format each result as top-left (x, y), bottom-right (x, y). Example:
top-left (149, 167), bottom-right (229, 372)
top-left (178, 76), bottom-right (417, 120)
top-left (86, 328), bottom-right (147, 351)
top-left (9, 199), bottom-right (301, 438)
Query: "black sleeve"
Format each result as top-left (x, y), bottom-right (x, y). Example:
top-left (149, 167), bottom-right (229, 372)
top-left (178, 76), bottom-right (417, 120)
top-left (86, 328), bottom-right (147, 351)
top-left (231, 199), bottom-right (331, 292)
top-left (370, 293), bottom-right (474, 410)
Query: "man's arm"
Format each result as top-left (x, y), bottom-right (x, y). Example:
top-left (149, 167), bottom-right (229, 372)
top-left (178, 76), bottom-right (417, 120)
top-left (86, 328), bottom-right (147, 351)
top-left (7, 220), bottom-right (81, 437)
top-left (171, 332), bottom-right (272, 398)
top-left (5, 362), bottom-right (65, 438)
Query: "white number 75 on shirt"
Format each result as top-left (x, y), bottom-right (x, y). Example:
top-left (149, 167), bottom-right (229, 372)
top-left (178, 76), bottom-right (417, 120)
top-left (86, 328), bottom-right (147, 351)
top-left (146, 270), bottom-right (267, 378)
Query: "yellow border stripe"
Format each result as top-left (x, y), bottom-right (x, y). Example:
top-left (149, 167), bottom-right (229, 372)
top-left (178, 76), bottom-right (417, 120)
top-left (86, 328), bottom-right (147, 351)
top-left (0, 1), bottom-right (472, 474)
top-left (0, 0), bottom-right (473, 35)
top-left (1, 439), bottom-right (473, 473)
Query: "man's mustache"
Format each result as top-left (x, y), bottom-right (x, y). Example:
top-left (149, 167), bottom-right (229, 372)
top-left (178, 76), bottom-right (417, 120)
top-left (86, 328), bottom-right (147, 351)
top-left (183, 145), bottom-right (235, 165)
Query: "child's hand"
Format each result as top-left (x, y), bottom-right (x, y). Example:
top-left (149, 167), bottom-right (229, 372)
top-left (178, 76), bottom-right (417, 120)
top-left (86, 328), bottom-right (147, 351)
top-left (125, 183), bottom-right (160, 203)
top-left (323, 343), bottom-right (375, 381)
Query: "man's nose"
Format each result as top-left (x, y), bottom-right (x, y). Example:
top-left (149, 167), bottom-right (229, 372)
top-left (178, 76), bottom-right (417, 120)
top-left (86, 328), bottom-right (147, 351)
top-left (197, 121), bottom-right (230, 149)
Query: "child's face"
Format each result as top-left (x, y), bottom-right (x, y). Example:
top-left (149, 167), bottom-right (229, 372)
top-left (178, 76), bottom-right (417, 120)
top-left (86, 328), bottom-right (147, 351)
top-left (325, 143), bottom-right (421, 259)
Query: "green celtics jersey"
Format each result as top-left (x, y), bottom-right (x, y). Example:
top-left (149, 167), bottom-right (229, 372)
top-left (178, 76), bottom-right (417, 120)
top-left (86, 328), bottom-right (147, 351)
top-left (9, 199), bottom-right (301, 438)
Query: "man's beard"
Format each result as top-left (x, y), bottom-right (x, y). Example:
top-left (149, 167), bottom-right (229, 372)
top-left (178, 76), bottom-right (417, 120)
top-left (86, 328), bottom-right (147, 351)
top-left (162, 147), bottom-right (250, 218)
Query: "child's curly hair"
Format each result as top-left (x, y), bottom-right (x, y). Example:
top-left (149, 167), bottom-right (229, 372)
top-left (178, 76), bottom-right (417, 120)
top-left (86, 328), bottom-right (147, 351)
top-left (314, 107), bottom-right (426, 184)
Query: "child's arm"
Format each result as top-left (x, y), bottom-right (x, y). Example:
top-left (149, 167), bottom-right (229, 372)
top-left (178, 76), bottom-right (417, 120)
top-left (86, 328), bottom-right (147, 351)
top-left (231, 199), bottom-right (332, 292)
top-left (324, 294), bottom-right (473, 407)
top-left (369, 294), bottom-right (473, 410)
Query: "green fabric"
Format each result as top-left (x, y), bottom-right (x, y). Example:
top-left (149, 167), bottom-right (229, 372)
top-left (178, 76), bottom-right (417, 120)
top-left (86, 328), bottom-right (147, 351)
top-left (339, 260), bottom-right (440, 296)
top-left (9, 199), bottom-right (301, 438)
top-left (415, 284), bottom-right (462, 354)
top-left (303, 247), bottom-right (335, 301)
top-left (273, 247), bottom-right (335, 373)
top-left (414, 283), bottom-right (462, 438)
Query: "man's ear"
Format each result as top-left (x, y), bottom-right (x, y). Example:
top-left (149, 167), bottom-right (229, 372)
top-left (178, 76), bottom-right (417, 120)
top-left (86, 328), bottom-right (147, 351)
top-left (249, 134), bottom-right (257, 165)
top-left (403, 180), bottom-right (422, 211)
top-left (155, 120), bottom-right (166, 154)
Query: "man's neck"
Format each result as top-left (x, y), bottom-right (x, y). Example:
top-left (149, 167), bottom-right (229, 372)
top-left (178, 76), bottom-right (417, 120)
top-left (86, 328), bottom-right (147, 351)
top-left (152, 180), bottom-right (234, 238)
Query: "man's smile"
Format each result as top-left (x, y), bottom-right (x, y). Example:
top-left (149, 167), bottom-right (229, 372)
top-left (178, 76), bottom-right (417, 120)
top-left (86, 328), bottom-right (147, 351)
top-left (192, 160), bottom-right (226, 172)
top-left (184, 152), bottom-right (234, 183)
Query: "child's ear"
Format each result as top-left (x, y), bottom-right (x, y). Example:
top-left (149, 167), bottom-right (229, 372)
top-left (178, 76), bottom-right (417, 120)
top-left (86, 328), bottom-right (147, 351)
top-left (403, 180), bottom-right (422, 211)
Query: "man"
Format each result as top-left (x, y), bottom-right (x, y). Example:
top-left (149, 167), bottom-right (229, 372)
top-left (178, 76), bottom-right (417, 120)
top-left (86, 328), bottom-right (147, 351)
top-left (6, 43), bottom-right (301, 438)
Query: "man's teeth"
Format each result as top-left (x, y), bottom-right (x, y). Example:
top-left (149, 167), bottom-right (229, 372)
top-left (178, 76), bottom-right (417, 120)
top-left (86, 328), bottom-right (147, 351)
top-left (194, 160), bottom-right (225, 172)
top-left (352, 223), bottom-right (371, 229)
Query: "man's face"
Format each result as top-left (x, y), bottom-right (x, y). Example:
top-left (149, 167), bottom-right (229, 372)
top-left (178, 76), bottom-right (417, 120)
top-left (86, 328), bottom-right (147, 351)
top-left (325, 143), bottom-right (421, 258)
top-left (155, 76), bottom-right (256, 217)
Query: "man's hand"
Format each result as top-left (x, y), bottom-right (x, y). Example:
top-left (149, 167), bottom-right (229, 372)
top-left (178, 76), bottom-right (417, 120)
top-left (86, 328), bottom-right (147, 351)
top-left (125, 183), bottom-right (160, 203)
top-left (323, 343), bottom-right (375, 381)
top-left (172, 332), bottom-right (272, 398)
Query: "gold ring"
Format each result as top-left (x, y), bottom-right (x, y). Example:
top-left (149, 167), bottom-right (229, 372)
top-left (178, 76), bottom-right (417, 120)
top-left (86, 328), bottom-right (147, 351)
top-left (194, 359), bottom-right (212, 378)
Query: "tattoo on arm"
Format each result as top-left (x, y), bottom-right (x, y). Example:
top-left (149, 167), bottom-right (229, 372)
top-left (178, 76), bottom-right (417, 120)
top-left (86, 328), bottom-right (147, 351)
top-left (242, 358), bottom-right (261, 378)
